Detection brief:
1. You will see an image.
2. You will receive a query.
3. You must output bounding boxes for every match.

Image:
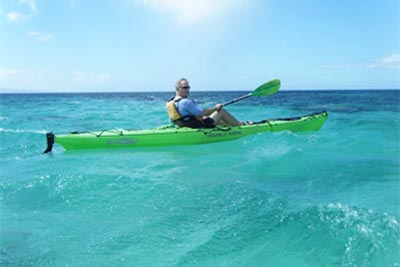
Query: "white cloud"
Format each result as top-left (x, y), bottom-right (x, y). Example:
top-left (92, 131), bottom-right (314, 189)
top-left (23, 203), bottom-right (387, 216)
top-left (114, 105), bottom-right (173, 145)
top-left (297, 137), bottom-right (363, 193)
top-left (0, 67), bottom-right (54, 92)
top-left (4, 0), bottom-right (38, 23)
top-left (68, 0), bottom-right (76, 9)
top-left (74, 71), bottom-right (86, 82)
top-left (3, 1), bottom-right (38, 23)
top-left (140, 0), bottom-right (247, 25)
top-left (0, 67), bottom-right (44, 80)
top-left (97, 74), bottom-right (112, 82)
top-left (6, 11), bottom-right (24, 22)
top-left (74, 71), bottom-right (112, 83)
top-left (28, 31), bottom-right (54, 42)
top-left (320, 54), bottom-right (400, 70)
top-left (369, 54), bottom-right (400, 69)
top-left (19, 0), bottom-right (38, 14)
top-left (0, 68), bottom-right (19, 79)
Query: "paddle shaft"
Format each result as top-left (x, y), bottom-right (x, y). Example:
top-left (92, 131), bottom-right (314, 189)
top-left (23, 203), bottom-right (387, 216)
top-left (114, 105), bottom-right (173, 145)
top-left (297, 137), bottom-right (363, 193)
top-left (221, 79), bottom-right (280, 107)
top-left (223, 93), bottom-right (251, 107)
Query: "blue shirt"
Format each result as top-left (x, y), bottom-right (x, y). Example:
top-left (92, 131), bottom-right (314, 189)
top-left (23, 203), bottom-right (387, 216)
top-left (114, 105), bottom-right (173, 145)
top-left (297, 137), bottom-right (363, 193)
top-left (176, 98), bottom-right (203, 117)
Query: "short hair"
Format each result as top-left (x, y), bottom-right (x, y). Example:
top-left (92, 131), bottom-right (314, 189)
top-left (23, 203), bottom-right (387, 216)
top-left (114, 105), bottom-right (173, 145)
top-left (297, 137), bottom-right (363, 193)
top-left (175, 78), bottom-right (188, 90)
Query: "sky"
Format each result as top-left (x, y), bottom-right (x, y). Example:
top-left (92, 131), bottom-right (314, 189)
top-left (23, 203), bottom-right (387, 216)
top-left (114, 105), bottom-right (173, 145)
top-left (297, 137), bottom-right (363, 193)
top-left (0, 0), bottom-right (399, 92)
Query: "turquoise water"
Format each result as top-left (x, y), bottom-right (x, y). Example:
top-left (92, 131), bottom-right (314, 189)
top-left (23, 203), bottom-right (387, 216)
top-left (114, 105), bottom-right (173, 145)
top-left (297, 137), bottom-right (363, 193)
top-left (1, 90), bottom-right (399, 266)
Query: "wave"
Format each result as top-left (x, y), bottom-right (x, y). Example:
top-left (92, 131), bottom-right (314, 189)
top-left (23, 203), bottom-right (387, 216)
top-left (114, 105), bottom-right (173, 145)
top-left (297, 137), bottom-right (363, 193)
top-left (1, 173), bottom-right (398, 267)
top-left (175, 201), bottom-right (399, 266)
top-left (0, 128), bottom-right (47, 134)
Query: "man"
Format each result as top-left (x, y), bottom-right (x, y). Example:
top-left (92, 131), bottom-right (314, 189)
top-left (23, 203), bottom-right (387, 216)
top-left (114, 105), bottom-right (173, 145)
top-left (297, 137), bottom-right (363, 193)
top-left (166, 78), bottom-right (243, 128)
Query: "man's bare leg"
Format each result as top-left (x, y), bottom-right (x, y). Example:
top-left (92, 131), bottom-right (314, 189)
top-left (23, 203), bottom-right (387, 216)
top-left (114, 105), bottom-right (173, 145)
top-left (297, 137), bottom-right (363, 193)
top-left (210, 109), bottom-right (243, 126)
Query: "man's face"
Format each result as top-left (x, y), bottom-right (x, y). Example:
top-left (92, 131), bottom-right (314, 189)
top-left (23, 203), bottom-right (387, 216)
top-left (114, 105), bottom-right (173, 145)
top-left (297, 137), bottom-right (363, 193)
top-left (177, 80), bottom-right (190, 98)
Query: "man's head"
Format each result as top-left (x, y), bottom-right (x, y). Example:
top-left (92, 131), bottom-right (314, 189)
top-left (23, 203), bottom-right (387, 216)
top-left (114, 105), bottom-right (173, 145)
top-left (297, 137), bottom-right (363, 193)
top-left (175, 78), bottom-right (190, 98)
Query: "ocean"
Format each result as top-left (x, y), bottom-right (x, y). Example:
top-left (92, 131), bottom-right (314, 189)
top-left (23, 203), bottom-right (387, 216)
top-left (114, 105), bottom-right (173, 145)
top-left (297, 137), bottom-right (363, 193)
top-left (1, 90), bottom-right (399, 267)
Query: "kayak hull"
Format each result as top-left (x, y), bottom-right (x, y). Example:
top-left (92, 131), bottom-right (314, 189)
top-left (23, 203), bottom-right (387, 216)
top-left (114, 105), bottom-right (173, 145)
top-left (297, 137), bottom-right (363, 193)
top-left (53, 111), bottom-right (328, 150)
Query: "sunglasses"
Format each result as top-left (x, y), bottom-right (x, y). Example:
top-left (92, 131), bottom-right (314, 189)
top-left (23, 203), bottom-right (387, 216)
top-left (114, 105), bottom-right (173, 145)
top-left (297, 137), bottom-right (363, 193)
top-left (180, 86), bottom-right (190, 90)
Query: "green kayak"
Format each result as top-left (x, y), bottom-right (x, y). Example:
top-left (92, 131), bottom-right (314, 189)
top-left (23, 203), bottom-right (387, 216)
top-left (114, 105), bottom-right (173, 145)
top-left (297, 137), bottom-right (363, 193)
top-left (43, 111), bottom-right (327, 152)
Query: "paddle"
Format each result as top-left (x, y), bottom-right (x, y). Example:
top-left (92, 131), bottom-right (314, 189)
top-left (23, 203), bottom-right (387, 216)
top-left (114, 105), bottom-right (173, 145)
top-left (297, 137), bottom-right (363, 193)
top-left (223, 79), bottom-right (281, 107)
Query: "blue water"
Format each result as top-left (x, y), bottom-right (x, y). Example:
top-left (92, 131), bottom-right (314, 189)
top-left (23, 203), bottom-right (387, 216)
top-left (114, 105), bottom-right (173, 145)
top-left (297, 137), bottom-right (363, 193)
top-left (1, 90), bottom-right (399, 267)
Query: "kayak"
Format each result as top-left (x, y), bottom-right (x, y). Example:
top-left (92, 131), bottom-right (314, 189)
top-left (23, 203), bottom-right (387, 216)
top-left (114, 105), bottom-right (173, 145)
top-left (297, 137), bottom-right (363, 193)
top-left (44, 111), bottom-right (328, 152)
top-left (43, 111), bottom-right (328, 152)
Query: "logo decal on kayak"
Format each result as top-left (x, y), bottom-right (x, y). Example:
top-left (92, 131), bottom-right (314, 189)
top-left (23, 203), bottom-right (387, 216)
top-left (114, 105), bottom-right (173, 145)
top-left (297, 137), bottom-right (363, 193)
top-left (206, 130), bottom-right (242, 138)
top-left (107, 139), bottom-right (136, 145)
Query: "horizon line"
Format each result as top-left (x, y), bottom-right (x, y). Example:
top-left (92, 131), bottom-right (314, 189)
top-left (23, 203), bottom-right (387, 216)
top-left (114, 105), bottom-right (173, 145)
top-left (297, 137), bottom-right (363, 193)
top-left (1, 88), bottom-right (399, 94)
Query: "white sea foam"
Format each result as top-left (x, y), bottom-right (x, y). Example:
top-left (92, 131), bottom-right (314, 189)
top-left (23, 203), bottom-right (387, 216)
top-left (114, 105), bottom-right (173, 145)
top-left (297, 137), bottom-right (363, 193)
top-left (0, 128), bottom-right (47, 134)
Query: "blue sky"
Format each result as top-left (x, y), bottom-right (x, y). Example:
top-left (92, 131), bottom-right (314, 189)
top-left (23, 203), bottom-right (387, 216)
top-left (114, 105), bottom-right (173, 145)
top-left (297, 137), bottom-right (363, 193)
top-left (0, 0), bottom-right (399, 92)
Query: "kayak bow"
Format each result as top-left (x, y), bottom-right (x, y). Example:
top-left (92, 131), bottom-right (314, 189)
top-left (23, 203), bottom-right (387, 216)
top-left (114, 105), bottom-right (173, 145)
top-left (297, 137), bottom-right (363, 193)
top-left (43, 111), bottom-right (328, 152)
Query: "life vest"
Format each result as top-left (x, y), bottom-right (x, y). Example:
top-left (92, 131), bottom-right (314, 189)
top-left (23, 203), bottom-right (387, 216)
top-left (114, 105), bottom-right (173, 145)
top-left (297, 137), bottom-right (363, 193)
top-left (166, 97), bottom-right (184, 122)
top-left (166, 97), bottom-right (214, 128)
